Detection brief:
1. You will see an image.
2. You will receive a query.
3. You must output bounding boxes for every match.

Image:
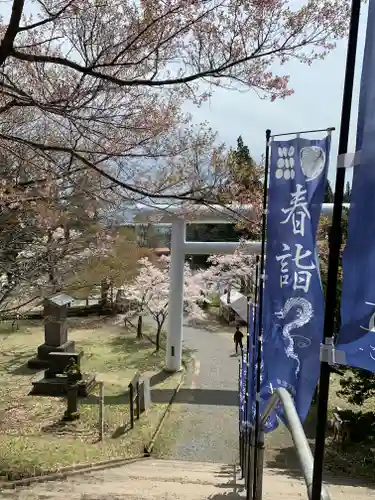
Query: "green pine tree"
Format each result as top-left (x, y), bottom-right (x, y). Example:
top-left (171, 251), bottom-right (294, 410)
top-left (324, 179), bottom-right (334, 203)
top-left (343, 181), bottom-right (351, 202)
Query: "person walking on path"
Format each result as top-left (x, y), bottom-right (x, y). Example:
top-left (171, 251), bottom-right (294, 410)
top-left (234, 326), bottom-right (244, 355)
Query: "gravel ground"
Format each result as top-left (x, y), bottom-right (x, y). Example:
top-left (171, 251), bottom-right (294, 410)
top-left (154, 324), bottom-right (240, 463)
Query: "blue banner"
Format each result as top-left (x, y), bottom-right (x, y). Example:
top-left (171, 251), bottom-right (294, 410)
top-left (337, 0), bottom-right (375, 371)
top-left (260, 135), bottom-right (331, 430)
top-left (239, 355), bottom-right (247, 429)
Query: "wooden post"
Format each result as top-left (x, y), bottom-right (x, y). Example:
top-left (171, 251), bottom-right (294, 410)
top-left (98, 381), bottom-right (104, 441)
top-left (129, 384), bottom-right (134, 429)
top-left (136, 380), bottom-right (140, 421)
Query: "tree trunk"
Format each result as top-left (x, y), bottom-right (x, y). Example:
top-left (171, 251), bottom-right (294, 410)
top-left (137, 315), bottom-right (143, 339)
top-left (156, 324), bottom-right (162, 351)
top-left (100, 277), bottom-right (111, 309)
top-left (240, 277), bottom-right (246, 294)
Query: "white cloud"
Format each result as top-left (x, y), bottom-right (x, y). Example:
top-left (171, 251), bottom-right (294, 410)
top-left (185, 4), bottom-right (369, 187)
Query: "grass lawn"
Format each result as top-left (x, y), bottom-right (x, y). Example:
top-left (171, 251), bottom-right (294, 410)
top-left (0, 316), bottom-right (183, 481)
top-left (264, 373), bottom-right (375, 482)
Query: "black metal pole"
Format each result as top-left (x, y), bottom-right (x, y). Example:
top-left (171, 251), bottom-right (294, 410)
top-left (252, 129), bottom-right (271, 500)
top-left (311, 1), bottom-right (361, 498)
top-left (242, 283), bottom-right (252, 481)
top-left (239, 359), bottom-right (243, 472)
top-left (241, 295), bottom-right (250, 482)
top-left (246, 255), bottom-right (260, 500)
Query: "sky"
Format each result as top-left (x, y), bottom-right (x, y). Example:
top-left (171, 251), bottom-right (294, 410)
top-left (184, 3), bottom-right (369, 187)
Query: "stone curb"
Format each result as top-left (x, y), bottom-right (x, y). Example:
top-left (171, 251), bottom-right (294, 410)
top-left (144, 363), bottom-right (187, 455)
top-left (0, 362), bottom-right (188, 490)
top-left (0, 456), bottom-right (147, 490)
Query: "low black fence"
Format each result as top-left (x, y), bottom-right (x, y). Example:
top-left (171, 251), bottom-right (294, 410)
top-left (238, 356), bottom-right (265, 500)
top-left (128, 372), bottom-right (141, 429)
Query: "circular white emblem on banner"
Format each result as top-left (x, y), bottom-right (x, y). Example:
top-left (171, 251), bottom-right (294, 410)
top-left (300, 146), bottom-right (325, 181)
top-left (276, 146), bottom-right (295, 180)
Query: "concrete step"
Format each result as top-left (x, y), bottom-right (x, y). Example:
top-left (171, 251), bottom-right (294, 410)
top-left (2, 459), bottom-right (374, 499)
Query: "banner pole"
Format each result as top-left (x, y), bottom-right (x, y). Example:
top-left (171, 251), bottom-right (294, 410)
top-left (246, 255), bottom-right (260, 500)
top-left (311, 0), bottom-right (362, 498)
top-left (242, 278), bottom-right (252, 482)
top-left (271, 126), bottom-right (335, 139)
top-left (252, 129), bottom-right (271, 500)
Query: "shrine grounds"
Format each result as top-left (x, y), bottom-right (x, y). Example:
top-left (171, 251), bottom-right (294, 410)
top-left (153, 305), bottom-right (375, 485)
top-left (1, 312), bottom-right (375, 485)
top-left (0, 316), bottom-right (184, 481)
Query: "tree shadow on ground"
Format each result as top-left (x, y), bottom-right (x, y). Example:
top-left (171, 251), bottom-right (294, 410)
top-left (215, 464), bottom-right (243, 481)
top-left (67, 315), bottom-right (112, 330)
top-left (208, 464), bottom-right (246, 500)
top-left (81, 392), bottom-right (130, 405)
top-left (151, 388), bottom-right (238, 406)
top-left (1, 350), bottom-right (37, 375)
top-left (265, 449), bottom-right (375, 490)
top-left (42, 419), bottom-right (70, 434)
top-left (11, 363), bottom-right (38, 375)
top-left (208, 492), bottom-right (245, 500)
top-left (264, 403), bottom-right (375, 489)
top-left (108, 334), bottom-right (167, 372)
top-left (82, 387), bottom-right (238, 406)
top-left (265, 408), bottom-right (375, 492)
top-left (187, 315), bottom-right (233, 334)
top-left (150, 370), bottom-right (174, 387)
top-left (111, 422), bottom-right (132, 438)
top-left (109, 334), bottom-right (151, 354)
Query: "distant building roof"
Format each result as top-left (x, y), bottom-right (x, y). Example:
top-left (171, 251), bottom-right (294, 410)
top-left (46, 293), bottom-right (74, 307)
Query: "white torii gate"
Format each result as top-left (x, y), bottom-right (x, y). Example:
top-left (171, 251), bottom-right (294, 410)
top-left (134, 202), bottom-right (348, 372)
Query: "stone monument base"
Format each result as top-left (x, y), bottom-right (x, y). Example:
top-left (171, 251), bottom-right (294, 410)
top-left (27, 341), bottom-right (76, 370)
top-left (30, 372), bottom-right (96, 397)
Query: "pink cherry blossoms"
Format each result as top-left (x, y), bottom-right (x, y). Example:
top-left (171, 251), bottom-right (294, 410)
top-left (123, 256), bottom-right (207, 347)
top-left (199, 243), bottom-right (257, 296)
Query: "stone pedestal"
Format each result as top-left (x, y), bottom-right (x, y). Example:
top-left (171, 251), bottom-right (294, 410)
top-left (30, 351), bottom-right (96, 397)
top-left (27, 294), bottom-right (73, 370)
top-left (37, 340), bottom-right (76, 360)
top-left (28, 341), bottom-right (76, 369)
top-left (30, 371), bottom-right (96, 397)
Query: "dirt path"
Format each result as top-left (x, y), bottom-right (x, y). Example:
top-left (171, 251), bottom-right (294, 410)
top-left (153, 325), bottom-right (239, 463)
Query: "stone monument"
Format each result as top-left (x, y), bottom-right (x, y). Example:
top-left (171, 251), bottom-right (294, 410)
top-left (28, 293), bottom-right (96, 397)
top-left (30, 350), bottom-right (96, 397)
top-left (28, 294), bottom-right (76, 369)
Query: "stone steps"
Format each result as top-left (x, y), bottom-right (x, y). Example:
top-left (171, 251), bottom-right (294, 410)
top-left (2, 459), bottom-right (374, 499)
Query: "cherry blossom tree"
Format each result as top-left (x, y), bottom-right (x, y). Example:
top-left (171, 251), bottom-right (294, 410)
top-left (124, 256), bottom-right (206, 350)
top-left (0, 144), bottom-right (116, 315)
top-left (199, 243), bottom-right (256, 298)
top-left (0, 0), bottom-right (352, 207)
